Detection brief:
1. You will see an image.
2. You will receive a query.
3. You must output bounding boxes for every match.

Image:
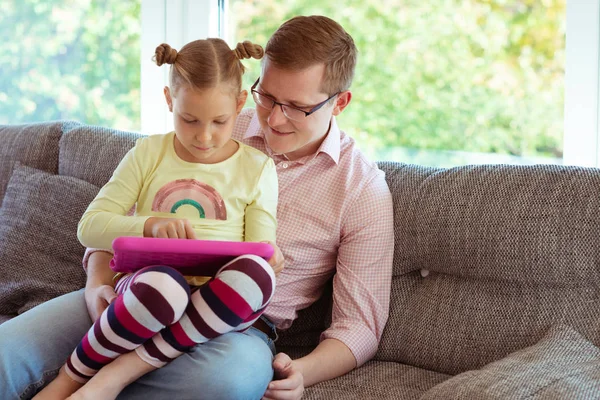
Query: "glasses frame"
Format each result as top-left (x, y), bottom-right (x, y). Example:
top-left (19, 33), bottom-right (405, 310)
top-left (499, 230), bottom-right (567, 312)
top-left (250, 78), bottom-right (339, 120)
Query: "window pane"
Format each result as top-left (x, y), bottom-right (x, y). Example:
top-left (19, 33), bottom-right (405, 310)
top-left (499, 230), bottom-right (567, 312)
top-left (226, 1), bottom-right (565, 166)
top-left (0, 0), bottom-right (141, 131)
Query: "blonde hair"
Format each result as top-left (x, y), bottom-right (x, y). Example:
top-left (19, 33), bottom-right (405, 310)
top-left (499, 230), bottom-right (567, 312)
top-left (265, 15), bottom-right (357, 95)
top-left (154, 38), bottom-right (264, 95)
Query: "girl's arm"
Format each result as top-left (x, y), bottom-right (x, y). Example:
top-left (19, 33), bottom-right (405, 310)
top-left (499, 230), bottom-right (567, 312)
top-left (244, 158), bottom-right (278, 243)
top-left (78, 138), bottom-right (151, 250)
top-left (244, 158), bottom-right (280, 274)
top-left (85, 250), bottom-right (117, 321)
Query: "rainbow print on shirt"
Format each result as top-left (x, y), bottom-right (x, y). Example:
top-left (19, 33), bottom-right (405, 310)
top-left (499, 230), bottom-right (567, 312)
top-left (152, 179), bottom-right (227, 220)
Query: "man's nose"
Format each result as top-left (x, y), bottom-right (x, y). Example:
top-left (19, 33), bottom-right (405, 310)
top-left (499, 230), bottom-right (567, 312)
top-left (268, 104), bottom-right (289, 126)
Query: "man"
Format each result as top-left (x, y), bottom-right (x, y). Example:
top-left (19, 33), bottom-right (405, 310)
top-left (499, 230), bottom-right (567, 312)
top-left (241, 15), bottom-right (394, 399)
top-left (0, 15), bottom-right (393, 400)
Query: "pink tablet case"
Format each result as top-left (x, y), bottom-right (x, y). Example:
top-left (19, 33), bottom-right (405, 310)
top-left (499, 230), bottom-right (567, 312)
top-left (109, 236), bottom-right (274, 276)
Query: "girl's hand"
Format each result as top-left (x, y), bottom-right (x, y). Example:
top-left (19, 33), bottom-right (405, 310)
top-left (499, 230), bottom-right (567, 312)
top-left (264, 241), bottom-right (284, 276)
top-left (84, 284), bottom-right (117, 321)
top-left (143, 217), bottom-right (197, 239)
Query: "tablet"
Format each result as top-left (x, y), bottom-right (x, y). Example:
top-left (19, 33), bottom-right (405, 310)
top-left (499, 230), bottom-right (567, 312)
top-left (109, 236), bottom-right (274, 276)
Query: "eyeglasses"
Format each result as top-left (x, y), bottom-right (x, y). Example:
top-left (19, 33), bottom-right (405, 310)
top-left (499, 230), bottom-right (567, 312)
top-left (251, 78), bottom-right (339, 122)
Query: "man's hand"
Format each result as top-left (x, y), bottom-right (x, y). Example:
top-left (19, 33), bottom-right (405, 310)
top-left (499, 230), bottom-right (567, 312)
top-left (143, 217), bottom-right (197, 239)
top-left (264, 241), bottom-right (284, 276)
top-left (262, 353), bottom-right (304, 400)
top-left (84, 284), bottom-right (117, 321)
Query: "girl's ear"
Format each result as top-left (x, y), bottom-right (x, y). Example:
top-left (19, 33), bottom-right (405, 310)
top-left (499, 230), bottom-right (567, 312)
top-left (164, 86), bottom-right (173, 112)
top-left (236, 90), bottom-right (248, 114)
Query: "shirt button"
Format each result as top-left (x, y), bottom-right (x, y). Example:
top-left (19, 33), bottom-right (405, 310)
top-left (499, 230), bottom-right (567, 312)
top-left (282, 163), bottom-right (289, 169)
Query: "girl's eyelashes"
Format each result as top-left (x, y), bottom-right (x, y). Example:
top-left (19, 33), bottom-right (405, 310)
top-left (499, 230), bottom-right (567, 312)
top-left (180, 116), bottom-right (228, 125)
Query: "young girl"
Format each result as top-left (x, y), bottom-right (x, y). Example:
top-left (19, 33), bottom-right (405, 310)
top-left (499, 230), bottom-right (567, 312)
top-left (34, 38), bottom-right (278, 399)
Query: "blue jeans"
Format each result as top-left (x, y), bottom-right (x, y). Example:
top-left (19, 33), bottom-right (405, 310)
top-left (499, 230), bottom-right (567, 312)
top-left (0, 289), bottom-right (275, 400)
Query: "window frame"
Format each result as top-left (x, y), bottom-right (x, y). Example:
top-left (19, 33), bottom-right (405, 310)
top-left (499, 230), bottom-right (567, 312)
top-left (564, 0), bottom-right (600, 167)
top-left (140, 0), bottom-right (220, 134)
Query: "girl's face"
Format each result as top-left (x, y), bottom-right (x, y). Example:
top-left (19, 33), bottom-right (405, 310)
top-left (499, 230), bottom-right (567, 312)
top-left (165, 84), bottom-right (247, 164)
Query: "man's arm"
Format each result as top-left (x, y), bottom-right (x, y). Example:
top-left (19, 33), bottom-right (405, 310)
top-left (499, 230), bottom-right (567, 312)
top-left (264, 170), bottom-right (394, 399)
top-left (297, 339), bottom-right (355, 386)
top-left (263, 339), bottom-right (355, 399)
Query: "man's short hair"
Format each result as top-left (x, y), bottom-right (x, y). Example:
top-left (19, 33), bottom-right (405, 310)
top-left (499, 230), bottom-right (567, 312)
top-left (265, 15), bottom-right (357, 95)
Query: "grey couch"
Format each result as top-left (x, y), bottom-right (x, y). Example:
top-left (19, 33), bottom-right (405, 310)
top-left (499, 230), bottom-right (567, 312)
top-left (1, 121), bottom-right (599, 399)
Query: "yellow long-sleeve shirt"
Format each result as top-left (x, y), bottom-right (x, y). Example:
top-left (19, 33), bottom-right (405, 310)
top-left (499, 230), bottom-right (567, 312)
top-left (78, 132), bottom-right (278, 252)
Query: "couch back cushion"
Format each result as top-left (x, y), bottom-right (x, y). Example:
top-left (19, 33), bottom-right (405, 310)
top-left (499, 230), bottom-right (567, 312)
top-left (0, 121), bottom-right (80, 206)
top-left (376, 162), bottom-right (600, 375)
top-left (0, 164), bottom-right (99, 315)
top-left (59, 125), bottom-right (141, 187)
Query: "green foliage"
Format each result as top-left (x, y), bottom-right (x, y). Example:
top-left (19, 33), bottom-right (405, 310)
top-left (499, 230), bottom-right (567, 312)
top-left (1, 0), bottom-right (565, 160)
top-left (229, 0), bottom-right (565, 158)
top-left (0, 0), bottom-right (141, 130)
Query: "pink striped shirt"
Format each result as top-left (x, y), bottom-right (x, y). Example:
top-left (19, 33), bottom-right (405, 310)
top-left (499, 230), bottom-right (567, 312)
top-left (83, 108), bottom-right (394, 366)
top-left (233, 109), bottom-right (394, 366)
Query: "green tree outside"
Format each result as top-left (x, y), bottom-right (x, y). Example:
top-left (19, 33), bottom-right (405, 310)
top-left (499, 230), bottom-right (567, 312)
top-left (0, 0), bottom-right (141, 130)
top-left (1, 0), bottom-right (565, 164)
top-left (229, 0), bottom-right (565, 161)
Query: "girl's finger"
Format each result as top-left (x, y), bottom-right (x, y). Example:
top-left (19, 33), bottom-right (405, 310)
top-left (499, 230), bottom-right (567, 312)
top-left (176, 221), bottom-right (186, 239)
top-left (184, 221), bottom-right (197, 239)
top-left (166, 224), bottom-right (178, 238)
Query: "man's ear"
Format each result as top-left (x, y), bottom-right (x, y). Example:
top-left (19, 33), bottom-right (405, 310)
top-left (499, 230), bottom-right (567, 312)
top-left (237, 90), bottom-right (248, 114)
top-left (332, 91), bottom-right (351, 116)
top-left (164, 86), bottom-right (173, 112)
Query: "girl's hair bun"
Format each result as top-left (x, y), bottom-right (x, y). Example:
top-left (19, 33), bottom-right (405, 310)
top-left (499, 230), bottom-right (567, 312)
top-left (154, 43), bottom-right (178, 66)
top-left (233, 41), bottom-right (264, 60)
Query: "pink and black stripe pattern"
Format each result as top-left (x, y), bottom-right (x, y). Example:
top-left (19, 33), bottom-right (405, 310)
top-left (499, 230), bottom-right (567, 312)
top-left (136, 255), bottom-right (275, 367)
top-left (64, 255), bottom-right (275, 382)
top-left (65, 265), bottom-right (191, 383)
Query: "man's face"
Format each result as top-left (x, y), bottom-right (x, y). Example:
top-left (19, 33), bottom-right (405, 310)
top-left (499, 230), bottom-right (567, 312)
top-left (254, 60), bottom-right (342, 161)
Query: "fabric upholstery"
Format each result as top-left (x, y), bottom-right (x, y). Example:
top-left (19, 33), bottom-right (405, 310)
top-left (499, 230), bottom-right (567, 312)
top-left (420, 324), bottom-right (600, 399)
top-left (0, 121), bottom-right (79, 206)
top-left (0, 164), bottom-right (98, 315)
top-left (304, 361), bottom-right (449, 400)
top-left (58, 125), bottom-right (141, 188)
top-left (375, 163), bottom-right (600, 375)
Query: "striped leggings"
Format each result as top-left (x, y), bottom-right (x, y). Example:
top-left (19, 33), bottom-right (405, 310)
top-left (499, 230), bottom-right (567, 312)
top-left (64, 255), bottom-right (275, 383)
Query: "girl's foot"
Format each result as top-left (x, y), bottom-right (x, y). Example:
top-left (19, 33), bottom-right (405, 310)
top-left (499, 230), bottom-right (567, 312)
top-left (32, 366), bottom-right (83, 400)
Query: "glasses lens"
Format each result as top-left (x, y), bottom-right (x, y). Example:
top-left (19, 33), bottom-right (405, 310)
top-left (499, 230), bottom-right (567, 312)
top-left (281, 105), bottom-right (304, 121)
top-left (253, 91), bottom-right (273, 110)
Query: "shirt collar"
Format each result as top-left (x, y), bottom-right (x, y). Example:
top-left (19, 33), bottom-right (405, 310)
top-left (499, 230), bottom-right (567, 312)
top-left (244, 111), bottom-right (341, 165)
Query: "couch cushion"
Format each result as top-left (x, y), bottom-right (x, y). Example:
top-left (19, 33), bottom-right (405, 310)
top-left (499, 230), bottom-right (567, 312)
top-left (377, 162), bottom-right (442, 277)
top-left (0, 121), bottom-right (80, 207)
top-left (420, 324), bottom-right (600, 399)
top-left (0, 164), bottom-right (98, 315)
top-left (58, 124), bottom-right (141, 187)
top-left (304, 361), bottom-right (449, 400)
top-left (413, 165), bottom-right (600, 284)
top-left (375, 163), bottom-right (600, 375)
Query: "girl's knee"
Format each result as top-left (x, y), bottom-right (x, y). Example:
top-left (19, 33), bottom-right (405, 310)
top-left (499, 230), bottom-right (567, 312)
top-left (128, 265), bottom-right (191, 321)
top-left (215, 255), bottom-right (276, 311)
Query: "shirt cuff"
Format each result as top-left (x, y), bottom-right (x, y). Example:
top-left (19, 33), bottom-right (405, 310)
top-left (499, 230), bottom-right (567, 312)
top-left (320, 321), bottom-right (379, 367)
top-left (82, 248), bottom-right (114, 274)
